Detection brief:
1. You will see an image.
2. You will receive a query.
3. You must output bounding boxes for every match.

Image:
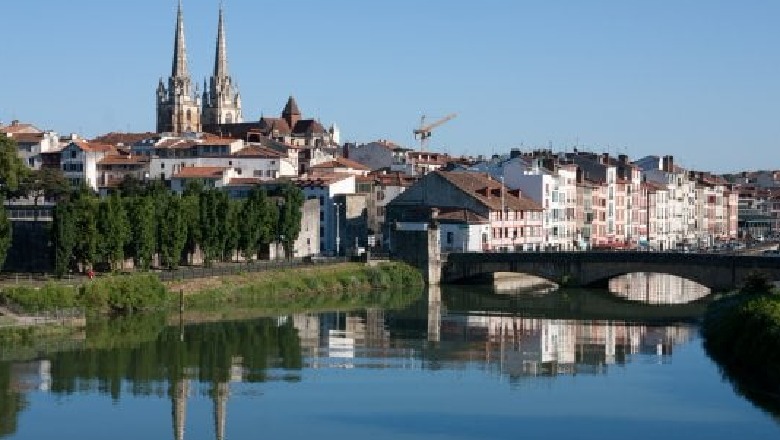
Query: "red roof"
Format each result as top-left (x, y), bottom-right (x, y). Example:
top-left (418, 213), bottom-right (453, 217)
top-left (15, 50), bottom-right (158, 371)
top-left (71, 140), bottom-right (115, 153)
top-left (172, 166), bottom-right (228, 179)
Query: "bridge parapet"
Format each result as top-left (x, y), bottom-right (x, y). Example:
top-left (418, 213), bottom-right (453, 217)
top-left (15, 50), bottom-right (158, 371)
top-left (441, 251), bottom-right (780, 292)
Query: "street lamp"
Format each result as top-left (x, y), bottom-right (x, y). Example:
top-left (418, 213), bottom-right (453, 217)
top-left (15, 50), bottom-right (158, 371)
top-left (334, 202), bottom-right (342, 257)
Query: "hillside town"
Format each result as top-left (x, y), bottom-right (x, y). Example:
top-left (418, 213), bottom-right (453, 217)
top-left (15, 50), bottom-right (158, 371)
top-left (1, 2), bottom-right (777, 268)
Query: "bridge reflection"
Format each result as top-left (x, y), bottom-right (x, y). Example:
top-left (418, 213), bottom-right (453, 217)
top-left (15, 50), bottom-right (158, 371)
top-left (609, 273), bottom-right (710, 304)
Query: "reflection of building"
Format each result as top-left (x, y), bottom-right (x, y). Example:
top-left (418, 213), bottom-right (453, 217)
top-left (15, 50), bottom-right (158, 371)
top-left (439, 314), bottom-right (694, 378)
top-left (292, 310), bottom-right (397, 369)
top-left (609, 272), bottom-right (710, 304)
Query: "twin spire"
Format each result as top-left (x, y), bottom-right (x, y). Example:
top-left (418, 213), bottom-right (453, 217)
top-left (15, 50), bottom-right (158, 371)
top-left (161, 0), bottom-right (242, 132)
top-left (171, 0), bottom-right (229, 81)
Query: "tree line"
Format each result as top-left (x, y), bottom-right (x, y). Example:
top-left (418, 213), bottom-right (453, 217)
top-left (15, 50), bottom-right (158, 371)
top-left (51, 180), bottom-right (305, 277)
top-left (1, 133), bottom-right (306, 276)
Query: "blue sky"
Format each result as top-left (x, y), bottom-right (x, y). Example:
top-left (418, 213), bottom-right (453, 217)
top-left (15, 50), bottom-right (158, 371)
top-left (1, 0), bottom-right (778, 172)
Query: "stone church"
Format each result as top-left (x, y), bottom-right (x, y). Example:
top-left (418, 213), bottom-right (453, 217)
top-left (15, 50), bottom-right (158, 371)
top-left (156, 1), bottom-right (338, 147)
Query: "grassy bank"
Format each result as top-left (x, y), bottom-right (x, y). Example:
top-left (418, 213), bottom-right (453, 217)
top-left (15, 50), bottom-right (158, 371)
top-left (174, 262), bottom-right (424, 310)
top-left (0, 262), bottom-right (423, 317)
top-left (702, 291), bottom-right (780, 410)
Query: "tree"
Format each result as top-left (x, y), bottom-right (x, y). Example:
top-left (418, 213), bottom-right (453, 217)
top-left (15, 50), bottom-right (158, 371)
top-left (223, 199), bottom-right (241, 262)
top-left (96, 192), bottom-right (130, 271)
top-left (181, 191), bottom-right (201, 265)
top-left (199, 189), bottom-right (229, 266)
top-left (0, 134), bottom-right (28, 197)
top-left (70, 186), bottom-right (99, 270)
top-left (277, 184), bottom-right (304, 258)
top-left (117, 175), bottom-right (146, 198)
top-left (0, 197), bottom-right (12, 270)
top-left (52, 201), bottom-right (76, 277)
top-left (17, 167), bottom-right (70, 207)
top-left (158, 194), bottom-right (188, 269)
top-left (127, 196), bottom-right (156, 270)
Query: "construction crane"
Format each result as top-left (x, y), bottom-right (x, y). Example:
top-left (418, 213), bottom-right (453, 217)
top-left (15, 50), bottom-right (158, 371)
top-left (413, 113), bottom-right (457, 151)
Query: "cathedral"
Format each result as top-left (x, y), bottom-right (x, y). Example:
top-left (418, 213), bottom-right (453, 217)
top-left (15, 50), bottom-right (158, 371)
top-left (156, 2), bottom-right (339, 147)
top-left (156, 1), bottom-right (242, 134)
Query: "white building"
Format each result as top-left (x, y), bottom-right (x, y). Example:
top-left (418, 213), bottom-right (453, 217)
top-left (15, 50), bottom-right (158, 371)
top-left (296, 174), bottom-right (356, 255)
top-left (59, 140), bottom-right (117, 190)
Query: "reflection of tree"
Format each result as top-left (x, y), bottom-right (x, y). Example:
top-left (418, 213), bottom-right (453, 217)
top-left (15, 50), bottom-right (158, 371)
top-left (45, 315), bottom-right (303, 401)
top-left (0, 363), bottom-right (28, 438)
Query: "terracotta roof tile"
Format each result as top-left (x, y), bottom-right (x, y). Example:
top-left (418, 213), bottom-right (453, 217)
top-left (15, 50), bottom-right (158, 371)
top-left (72, 140), bottom-right (116, 153)
top-left (233, 145), bottom-right (282, 158)
top-left (91, 132), bottom-right (157, 146)
top-left (435, 171), bottom-right (543, 212)
top-left (97, 155), bottom-right (149, 166)
top-left (436, 208), bottom-right (489, 224)
top-left (9, 133), bottom-right (45, 143)
top-left (172, 166), bottom-right (228, 179)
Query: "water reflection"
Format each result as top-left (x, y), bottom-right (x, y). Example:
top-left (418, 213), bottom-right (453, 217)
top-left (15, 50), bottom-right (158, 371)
top-left (609, 272), bottom-right (710, 304)
top-left (0, 286), bottom-right (759, 439)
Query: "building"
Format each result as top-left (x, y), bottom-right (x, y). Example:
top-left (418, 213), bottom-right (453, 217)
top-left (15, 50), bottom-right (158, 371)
top-left (386, 171), bottom-right (544, 252)
top-left (295, 173), bottom-right (356, 255)
top-left (7, 131), bottom-right (60, 170)
top-left (59, 140), bottom-right (117, 189)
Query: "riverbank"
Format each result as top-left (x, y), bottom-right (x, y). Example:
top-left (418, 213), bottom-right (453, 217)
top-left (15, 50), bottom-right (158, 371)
top-left (0, 261), bottom-right (423, 323)
top-left (702, 291), bottom-right (780, 410)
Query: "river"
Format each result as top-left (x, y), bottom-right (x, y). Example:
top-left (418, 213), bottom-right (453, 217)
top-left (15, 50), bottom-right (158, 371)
top-left (0, 274), bottom-right (778, 439)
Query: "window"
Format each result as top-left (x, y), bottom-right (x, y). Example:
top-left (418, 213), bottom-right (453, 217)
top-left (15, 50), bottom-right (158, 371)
top-left (446, 231), bottom-right (454, 245)
top-left (71, 151), bottom-right (77, 159)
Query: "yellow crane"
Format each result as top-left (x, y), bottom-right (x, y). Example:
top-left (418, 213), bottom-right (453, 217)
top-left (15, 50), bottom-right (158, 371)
top-left (413, 113), bottom-right (457, 151)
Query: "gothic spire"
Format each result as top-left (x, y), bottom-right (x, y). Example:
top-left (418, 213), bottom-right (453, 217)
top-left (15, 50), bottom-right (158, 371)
top-left (214, 4), bottom-right (229, 79)
top-left (172, 0), bottom-right (190, 78)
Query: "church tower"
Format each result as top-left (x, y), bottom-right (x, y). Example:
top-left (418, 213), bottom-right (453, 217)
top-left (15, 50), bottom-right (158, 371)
top-left (157, 0), bottom-right (202, 134)
top-left (201, 5), bottom-right (242, 127)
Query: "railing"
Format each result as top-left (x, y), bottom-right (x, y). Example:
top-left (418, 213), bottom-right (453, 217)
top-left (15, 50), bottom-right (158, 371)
top-left (156, 257), bottom-right (350, 282)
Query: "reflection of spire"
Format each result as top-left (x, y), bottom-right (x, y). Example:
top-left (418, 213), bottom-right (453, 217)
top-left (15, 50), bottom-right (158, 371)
top-left (427, 285), bottom-right (442, 343)
top-left (171, 378), bottom-right (189, 440)
top-left (213, 381), bottom-right (230, 440)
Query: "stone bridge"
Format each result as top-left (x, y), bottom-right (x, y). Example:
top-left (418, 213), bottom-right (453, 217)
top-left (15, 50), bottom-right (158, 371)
top-left (440, 251), bottom-right (780, 291)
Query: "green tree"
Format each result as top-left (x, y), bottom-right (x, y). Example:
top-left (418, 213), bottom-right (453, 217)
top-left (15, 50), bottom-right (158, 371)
top-left (127, 196), bottom-right (156, 270)
top-left (181, 191), bottom-right (201, 265)
top-left (70, 186), bottom-right (99, 270)
top-left (223, 199), bottom-right (241, 262)
top-left (96, 192), bottom-right (130, 271)
top-left (158, 194), bottom-right (188, 269)
top-left (0, 134), bottom-right (28, 196)
top-left (277, 184), bottom-right (304, 258)
top-left (238, 189), bottom-right (262, 260)
top-left (117, 175), bottom-right (146, 198)
top-left (0, 196), bottom-right (12, 269)
top-left (199, 189), bottom-right (229, 266)
top-left (52, 200), bottom-right (77, 277)
top-left (16, 167), bottom-right (70, 213)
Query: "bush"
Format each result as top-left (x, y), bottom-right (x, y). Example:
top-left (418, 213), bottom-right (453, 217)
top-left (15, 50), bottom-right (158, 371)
top-left (740, 270), bottom-right (773, 294)
top-left (80, 274), bottom-right (168, 314)
top-left (1, 283), bottom-right (79, 313)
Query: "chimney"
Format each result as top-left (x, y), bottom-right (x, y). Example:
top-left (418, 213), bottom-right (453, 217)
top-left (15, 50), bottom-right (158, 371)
top-left (667, 155), bottom-right (674, 172)
top-left (601, 152), bottom-right (609, 164)
top-left (510, 148), bottom-right (521, 159)
top-left (662, 156), bottom-right (669, 172)
top-left (11, 120), bottom-right (19, 126)
top-left (618, 154), bottom-right (628, 164)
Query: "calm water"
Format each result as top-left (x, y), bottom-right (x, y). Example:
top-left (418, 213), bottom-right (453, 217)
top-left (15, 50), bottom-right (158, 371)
top-left (1, 275), bottom-right (779, 440)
